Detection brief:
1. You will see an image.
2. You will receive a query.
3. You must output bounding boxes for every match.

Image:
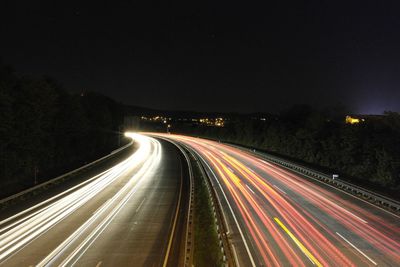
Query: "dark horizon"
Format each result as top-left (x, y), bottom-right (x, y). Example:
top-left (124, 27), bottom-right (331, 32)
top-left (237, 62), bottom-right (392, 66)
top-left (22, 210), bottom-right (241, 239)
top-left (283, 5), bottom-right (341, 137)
top-left (2, 1), bottom-right (400, 114)
top-left (1, 2), bottom-right (400, 263)
top-left (2, 61), bottom-right (398, 116)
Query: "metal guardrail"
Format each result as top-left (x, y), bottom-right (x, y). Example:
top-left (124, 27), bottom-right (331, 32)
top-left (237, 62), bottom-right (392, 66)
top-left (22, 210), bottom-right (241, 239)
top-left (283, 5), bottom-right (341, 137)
top-left (181, 143), bottom-right (234, 267)
top-left (0, 140), bottom-right (134, 208)
top-left (147, 136), bottom-right (195, 267)
top-left (229, 144), bottom-right (400, 213)
top-left (166, 140), bottom-right (195, 267)
top-left (157, 135), bottom-right (233, 266)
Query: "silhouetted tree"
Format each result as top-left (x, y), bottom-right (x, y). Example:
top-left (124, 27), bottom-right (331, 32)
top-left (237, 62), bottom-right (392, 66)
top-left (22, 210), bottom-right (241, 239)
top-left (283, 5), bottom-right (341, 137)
top-left (0, 62), bottom-right (124, 197)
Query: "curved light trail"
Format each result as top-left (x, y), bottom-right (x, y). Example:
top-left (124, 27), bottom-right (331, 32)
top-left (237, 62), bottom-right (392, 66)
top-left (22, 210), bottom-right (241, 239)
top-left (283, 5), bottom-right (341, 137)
top-left (0, 133), bottom-right (162, 265)
top-left (151, 133), bottom-right (400, 267)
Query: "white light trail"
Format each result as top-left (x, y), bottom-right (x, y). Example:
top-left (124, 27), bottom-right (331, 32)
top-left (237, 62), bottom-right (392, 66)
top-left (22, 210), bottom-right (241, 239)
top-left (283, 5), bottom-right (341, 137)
top-left (0, 133), bottom-right (161, 265)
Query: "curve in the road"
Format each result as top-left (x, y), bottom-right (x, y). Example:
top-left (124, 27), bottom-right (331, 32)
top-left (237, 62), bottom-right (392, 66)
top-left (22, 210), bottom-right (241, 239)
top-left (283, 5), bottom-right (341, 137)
top-left (152, 133), bottom-right (400, 267)
top-left (0, 133), bottom-right (189, 267)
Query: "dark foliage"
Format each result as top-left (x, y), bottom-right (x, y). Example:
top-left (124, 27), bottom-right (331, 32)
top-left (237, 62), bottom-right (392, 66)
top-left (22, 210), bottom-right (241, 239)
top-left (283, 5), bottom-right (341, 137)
top-left (0, 63), bottom-right (124, 197)
top-left (174, 105), bottom-right (400, 193)
top-left (192, 155), bottom-right (223, 267)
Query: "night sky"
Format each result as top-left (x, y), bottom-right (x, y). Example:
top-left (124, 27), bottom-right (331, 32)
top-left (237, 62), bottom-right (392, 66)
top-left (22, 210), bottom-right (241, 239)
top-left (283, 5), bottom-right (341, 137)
top-left (1, 1), bottom-right (400, 114)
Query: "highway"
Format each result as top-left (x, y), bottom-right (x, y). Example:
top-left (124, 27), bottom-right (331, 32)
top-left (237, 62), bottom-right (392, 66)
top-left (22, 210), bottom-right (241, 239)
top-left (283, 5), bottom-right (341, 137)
top-left (0, 133), bottom-right (188, 267)
top-left (152, 134), bottom-right (400, 267)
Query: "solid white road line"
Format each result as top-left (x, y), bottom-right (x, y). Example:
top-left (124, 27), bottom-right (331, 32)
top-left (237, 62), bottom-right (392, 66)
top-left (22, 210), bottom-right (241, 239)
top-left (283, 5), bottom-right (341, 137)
top-left (231, 244), bottom-right (240, 267)
top-left (194, 151), bottom-right (257, 267)
top-left (336, 232), bottom-right (377, 266)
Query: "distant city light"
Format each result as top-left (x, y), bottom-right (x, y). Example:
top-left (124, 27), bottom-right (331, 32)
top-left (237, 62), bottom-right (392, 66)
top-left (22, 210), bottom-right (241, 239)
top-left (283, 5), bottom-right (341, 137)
top-left (139, 115), bottom-right (225, 127)
top-left (345, 115), bottom-right (363, 124)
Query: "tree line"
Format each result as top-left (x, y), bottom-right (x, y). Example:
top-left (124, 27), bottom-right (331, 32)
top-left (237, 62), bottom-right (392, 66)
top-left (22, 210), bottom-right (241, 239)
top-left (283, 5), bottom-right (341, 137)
top-left (0, 62), bottom-right (124, 197)
top-left (173, 105), bottom-right (400, 196)
top-left (1, 60), bottom-right (399, 198)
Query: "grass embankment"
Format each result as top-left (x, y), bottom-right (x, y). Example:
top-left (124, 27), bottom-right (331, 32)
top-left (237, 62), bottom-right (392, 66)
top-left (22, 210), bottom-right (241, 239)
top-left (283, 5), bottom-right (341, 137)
top-left (190, 154), bottom-right (224, 267)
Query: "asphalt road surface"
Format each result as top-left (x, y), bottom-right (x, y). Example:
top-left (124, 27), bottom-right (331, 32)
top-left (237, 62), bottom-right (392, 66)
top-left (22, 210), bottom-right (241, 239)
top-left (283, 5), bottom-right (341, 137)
top-left (0, 134), bottom-right (188, 267)
top-left (153, 134), bottom-right (400, 267)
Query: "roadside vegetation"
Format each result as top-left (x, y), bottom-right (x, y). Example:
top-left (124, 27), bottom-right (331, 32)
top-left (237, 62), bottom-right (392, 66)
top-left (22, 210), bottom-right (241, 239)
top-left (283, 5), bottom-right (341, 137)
top-left (189, 153), bottom-right (223, 267)
top-left (0, 62), bottom-right (125, 197)
top-left (175, 105), bottom-right (400, 198)
top-left (3, 58), bottom-right (399, 200)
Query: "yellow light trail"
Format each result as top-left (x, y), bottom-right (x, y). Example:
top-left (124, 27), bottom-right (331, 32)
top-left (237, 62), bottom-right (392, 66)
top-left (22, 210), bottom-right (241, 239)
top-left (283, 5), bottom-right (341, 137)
top-left (274, 217), bottom-right (323, 267)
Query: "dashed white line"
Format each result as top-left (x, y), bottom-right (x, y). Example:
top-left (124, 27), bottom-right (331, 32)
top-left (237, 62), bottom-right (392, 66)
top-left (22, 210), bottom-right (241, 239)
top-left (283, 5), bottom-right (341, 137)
top-left (273, 185), bottom-right (287, 195)
top-left (136, 198), bottom-right (146, 213)
top-left (327, 200), bottom-right (368, 224)
top-left (266, 166), bottom-right (368, 224)
top-left (256, 154), bottom-right (391, 221)
top-left (344, 210), bottom-right (368, 224)
top-left (93, 199), bottom-right (111, 215)
top-left (245, 184), bottom-right (256, 195)
top-left (260, 159), bottom-right (272, 166)
top-left (336, 232), bottom-right (377, 265)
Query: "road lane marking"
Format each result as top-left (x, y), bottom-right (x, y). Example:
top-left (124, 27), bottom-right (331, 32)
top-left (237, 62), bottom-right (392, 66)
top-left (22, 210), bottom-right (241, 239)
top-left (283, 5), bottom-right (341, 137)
top-left (65, 140), bottom-right (162, 267)
top-left (162, 156), bottom-right (183, 267)
top-left (273, 185), bottom-right (287, 195)
top-left (344, 210), bottom-right (368, 224)
top-left (201, 161), bottom-right (232, 235)
top-left (135, 198), bottom-right (146, 213)
top-left (274, 217), bottom-right (322, 267)
top-left (336, 232), bottom-right (377, 265)
top-left (245, 184), bottom-right (255, 195)
top-left (266, 165), bottom-right (368, 224)
top-left (93, 199), bottom-right (112, 215)
top-left (316, 192), bottom-right (366, 224)
top-left (326, 200), bottom-right (368, 224)
top-left (35, 137), bottom-right (162, 267)
top-left (257, 154), bottom-right (399, 220)
top-left (0, 136), bottom-right (155, 263)
top-left (231, 244), bottom-right (240, 267)
top-left (194, 151), bottom-right (257, 267)
top-left (260, 160), bottom-right (272, 166)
